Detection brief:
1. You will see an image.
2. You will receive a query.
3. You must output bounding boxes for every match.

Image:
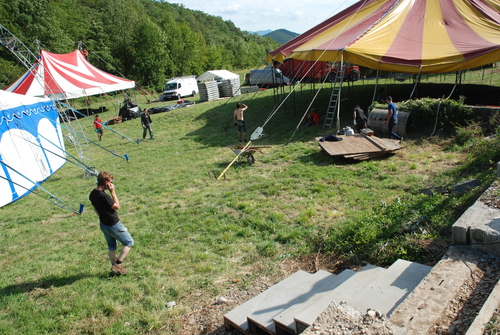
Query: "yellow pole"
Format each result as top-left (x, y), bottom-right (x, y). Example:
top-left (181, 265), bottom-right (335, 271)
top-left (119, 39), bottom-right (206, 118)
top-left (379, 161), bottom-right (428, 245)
top-left (216, 141), bottom-right (252, 180)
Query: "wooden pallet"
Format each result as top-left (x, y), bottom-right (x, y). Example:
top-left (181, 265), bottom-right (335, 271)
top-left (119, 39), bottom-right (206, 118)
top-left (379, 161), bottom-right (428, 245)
top-left (316, 134), bottom-right (402, 160)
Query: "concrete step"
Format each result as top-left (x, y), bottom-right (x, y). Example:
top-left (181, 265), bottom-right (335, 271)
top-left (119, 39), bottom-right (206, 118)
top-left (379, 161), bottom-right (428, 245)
top-left (273, 269), bottom-right (356, 335)
top-left (347, 259), bottom-right (431, 317)
top-left (294, 264), bottom-right (386, 333)
top-left (224, 270), bottom-right (325, 334)
top-left (224, 260), bottom-right (432, 335)
top-left (246, 270), bottom-right (339, 335)
top-left (452, 198), bottom-right (500, 257)
top-left (389, 246), bottom-right (486, 334)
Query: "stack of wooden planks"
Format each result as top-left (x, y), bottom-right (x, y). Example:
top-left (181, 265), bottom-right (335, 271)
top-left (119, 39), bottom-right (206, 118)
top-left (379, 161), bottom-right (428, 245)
top-left (316, 134), bottom-right (403, 160)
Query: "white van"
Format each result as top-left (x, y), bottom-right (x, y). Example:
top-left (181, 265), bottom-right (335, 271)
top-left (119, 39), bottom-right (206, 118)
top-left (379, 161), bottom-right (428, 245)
top-left (249, 67), bottom-right (291, 87)
top-left (159, 76), bottom-right (199, 101)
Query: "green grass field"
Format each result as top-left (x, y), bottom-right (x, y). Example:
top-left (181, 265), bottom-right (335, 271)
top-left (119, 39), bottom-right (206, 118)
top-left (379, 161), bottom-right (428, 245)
top-left (0, 72), bottom-right (499, 334)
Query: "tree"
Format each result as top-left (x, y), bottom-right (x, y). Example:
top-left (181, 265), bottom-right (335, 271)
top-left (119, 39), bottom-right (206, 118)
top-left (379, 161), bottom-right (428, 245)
top-left (130, 20), bottom-right (171, 89)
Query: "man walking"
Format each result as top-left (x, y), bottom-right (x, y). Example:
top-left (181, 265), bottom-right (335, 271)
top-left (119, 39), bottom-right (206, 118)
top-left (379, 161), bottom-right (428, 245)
top-left (381, 96), bottom-right (401, 140)
top-left (141, 109), bottom-right (155, 140)
top-left (89, 171), bottom-right (134, 275)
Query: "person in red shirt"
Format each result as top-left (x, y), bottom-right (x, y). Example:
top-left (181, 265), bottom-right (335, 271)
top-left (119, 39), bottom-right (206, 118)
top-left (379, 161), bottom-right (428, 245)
top-left (306, 109), bottom-right (320, 126)
top-left (93, 114), bottom-right (104, 141)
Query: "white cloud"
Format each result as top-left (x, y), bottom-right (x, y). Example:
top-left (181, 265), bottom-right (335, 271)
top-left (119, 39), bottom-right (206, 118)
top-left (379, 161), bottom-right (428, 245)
top-left (218, 4), bottom-right (242, 15)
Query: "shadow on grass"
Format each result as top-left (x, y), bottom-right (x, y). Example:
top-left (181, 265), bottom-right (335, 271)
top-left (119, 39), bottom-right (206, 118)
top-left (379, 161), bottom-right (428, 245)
top-left (186, 82), bottom-right (498, 151)
top-left (0, 273), bottom-right (110, 296)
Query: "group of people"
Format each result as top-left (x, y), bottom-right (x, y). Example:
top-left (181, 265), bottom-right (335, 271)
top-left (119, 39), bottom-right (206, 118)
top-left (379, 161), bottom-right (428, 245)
top-left (230, 95), bottom-right (400, 143)
top-left (92, 108), bottom-right (155, 142)
top-left (89, 96), bottom-right (402, 276)
top-left (89, 109), bottom-right (153, 276)
top-left (351, 88), bottom-right (401, 140)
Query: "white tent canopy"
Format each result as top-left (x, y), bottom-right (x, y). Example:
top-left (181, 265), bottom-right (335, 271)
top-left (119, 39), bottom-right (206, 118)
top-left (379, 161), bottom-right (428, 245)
top-left (6, 49), bottom-right (135, 100)
top-left (197, 70), bottom-right (239, 82)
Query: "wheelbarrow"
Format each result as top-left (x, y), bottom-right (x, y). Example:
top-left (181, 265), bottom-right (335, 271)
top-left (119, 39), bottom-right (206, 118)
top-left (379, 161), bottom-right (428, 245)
top-left (231, 145), bottom-right (259, 164)
top-left (215, 143), bottom-right (270, 180)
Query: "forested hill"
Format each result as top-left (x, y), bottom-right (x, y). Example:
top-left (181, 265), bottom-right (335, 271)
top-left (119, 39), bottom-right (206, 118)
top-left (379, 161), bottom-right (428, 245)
top-left (264, 29), bottom-right (299, 44)
top-left (0, 0), bottom-right (279, 91)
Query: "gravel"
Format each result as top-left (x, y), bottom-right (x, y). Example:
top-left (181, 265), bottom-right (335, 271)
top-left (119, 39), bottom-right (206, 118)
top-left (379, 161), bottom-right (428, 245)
top-left (174, 180), bottom-right (500, 335)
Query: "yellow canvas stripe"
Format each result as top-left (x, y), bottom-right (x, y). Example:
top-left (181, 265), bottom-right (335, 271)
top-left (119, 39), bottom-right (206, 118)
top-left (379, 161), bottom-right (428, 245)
top-left (454, 0), bottom-right (500, 44)
top-left (347, 0), bottom-right (415, 61)
top-left (421, 0), bottom-right (461, 63)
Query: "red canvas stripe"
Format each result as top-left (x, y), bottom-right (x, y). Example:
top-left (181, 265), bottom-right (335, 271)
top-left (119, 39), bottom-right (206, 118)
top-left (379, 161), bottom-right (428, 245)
top-left (44, 51), bottom-right (106, 89)
top-left (75, 51), bottom-right (132, 84)
top-left (316, 0), bottom-right (399, 51)
top-left (271, 0), bottom-right (397, 57)
top-left (40, 50), bottom-right (132, 93)
top-left (468, 0), bottom-right (500, 25)
top-left (381, 0), bottom-right (426, 67)
top-left (43, 50), bottom-right (79, 66)
top-left (441, 0), bottom-right (499, 59)
top-left (12, 65), bottom-right (38, 94)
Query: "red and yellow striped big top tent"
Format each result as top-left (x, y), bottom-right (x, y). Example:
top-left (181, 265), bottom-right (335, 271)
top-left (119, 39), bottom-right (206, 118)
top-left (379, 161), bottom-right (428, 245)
top-left (268, 0), bottom-right (500, 74)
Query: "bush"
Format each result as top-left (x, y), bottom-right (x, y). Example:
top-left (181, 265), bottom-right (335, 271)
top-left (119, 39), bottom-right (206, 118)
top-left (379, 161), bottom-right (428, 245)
top-left (397, 97), bottom-right (473, 131)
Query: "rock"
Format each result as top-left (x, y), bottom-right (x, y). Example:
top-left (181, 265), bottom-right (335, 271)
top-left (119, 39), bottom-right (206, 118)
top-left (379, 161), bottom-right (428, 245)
top-left (216, 296), bottom-right (228, 304)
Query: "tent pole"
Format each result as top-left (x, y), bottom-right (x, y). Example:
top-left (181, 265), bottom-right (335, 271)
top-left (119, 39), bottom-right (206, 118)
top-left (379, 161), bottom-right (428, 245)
top-left (409, 65), bottom-right (422, 99)
top-left (335, 52), bottom-right (344, 133)
top-left (371, 62), bottom-right (381, 107)
top-left (13, 132), bottom-right (98, 176)
top-left (0, 161), bottom-right (82, 214)
top-left (59, 102), bottom-right (140, 144)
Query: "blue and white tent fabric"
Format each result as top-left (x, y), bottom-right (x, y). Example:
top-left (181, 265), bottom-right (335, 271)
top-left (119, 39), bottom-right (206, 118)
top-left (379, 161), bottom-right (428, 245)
top-left (0, 90), bottom-right (65, 208)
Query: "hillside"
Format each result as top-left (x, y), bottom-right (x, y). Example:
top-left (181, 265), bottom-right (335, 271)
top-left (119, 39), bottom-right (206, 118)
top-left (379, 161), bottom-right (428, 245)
top-left (0, 0), bottom-right (279, 92)
top-left (264, 29), bottom-right (299, 44)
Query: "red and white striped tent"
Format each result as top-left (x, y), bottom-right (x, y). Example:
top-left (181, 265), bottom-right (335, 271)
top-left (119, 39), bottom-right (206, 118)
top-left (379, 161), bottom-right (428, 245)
top-left (268, 0), bottom-right (500, 74)
top-left (6, 49), bottom-right (135, 100)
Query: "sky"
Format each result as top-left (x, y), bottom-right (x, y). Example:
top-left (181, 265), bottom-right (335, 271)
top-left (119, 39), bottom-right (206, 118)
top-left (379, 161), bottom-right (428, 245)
top-left (168, 0), bottom-right (358, 34)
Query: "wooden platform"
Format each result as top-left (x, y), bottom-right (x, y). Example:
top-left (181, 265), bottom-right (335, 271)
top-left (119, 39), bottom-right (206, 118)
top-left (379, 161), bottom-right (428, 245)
top-left (316, 134), bottom-right (403, 160)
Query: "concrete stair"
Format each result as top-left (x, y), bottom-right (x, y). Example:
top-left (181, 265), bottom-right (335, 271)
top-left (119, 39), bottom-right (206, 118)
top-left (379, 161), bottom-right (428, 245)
top-left (389, 246), bottom-right (497, 334)
top-left (224, 180), bottom-right (500, 334)
top-left (224, 259), bottom-right (431, 335)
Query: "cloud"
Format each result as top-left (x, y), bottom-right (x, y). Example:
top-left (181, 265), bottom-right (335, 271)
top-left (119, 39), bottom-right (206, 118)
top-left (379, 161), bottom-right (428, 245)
top-left (218, 4), bottom-right (242, 15)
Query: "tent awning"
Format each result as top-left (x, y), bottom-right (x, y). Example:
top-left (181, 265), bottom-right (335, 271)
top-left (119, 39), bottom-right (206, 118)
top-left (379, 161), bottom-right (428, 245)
top-left (197, 70), bottom-right (239, 82)
top-left (6, 50), bottom-right (135, 100)
top-left (268, 0), bottom-right (500, 74)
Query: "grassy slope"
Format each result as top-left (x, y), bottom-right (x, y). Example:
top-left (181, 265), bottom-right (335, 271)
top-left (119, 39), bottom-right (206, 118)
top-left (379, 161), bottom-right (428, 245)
top-left (0, 75), bottom-right (498, 333)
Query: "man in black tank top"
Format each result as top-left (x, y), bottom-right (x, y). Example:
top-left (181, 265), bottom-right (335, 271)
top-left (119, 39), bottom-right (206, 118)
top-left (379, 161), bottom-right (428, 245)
top-left (89, 171), bottom-right (134, 275)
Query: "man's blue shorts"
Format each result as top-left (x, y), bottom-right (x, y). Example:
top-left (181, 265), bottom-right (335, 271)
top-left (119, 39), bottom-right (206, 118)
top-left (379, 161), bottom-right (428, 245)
top-left (100, 221), bottom-right (134, 250)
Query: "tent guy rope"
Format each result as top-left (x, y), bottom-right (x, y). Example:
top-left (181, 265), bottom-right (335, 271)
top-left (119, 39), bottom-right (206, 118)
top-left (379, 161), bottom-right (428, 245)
top-left (0, 160), bottom-right (83, 215)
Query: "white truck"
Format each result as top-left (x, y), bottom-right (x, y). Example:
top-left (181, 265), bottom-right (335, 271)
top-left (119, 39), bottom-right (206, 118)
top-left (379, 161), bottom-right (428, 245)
top-left (159, 76), bottom-right (199, 101)
top-left (249, 67), bottom-right (291, 88)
